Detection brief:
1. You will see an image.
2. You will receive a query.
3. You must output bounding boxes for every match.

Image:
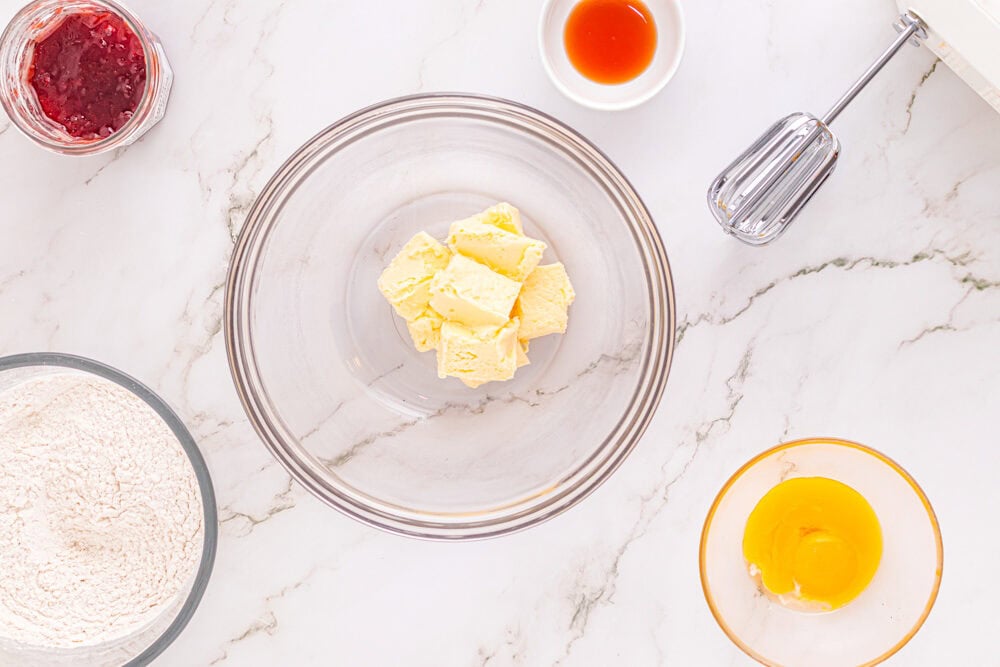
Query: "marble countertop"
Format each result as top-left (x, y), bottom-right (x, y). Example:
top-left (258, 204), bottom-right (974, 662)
top-left (1, 0), bottom-right (998, 664)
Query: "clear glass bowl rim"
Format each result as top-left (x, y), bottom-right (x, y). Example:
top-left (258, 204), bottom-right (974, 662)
top-left (224, 92), bottom-right (676, 541)
top-left (0, 352), bottom-right (218, 666)
top-left (699, 437), bottom-right (944, 667)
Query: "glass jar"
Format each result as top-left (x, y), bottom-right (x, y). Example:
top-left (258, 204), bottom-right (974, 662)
top-left (0, 0), bottom-right (171, 156)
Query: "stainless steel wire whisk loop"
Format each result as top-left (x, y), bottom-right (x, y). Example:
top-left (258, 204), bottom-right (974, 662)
top-left (707, 12), bottom-right (928, 246)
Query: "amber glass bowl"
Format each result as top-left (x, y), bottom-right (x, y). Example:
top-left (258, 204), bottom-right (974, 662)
top-left (700, 438), bottom-right (942, 667)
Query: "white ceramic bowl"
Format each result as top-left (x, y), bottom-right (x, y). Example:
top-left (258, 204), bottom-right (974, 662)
top-left (539, 0), bottom-right (685, 110)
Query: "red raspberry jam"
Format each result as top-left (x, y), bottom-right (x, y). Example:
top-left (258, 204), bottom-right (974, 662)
top-left (28, 11), bottom-right (146, 140)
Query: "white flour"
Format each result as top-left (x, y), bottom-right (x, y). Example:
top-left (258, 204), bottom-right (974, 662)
top-left (0, 371), bottom-right (204, 649)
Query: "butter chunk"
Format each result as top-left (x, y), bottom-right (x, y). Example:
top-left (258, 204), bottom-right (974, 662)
top-left (514, 263), bottom-right (576, 340)
top-left (447, 210), bottom-right (546, 282)
top-left (437, 319), bottom-right (520, 388)
top-left (475, 202), bottom-right (524, 235)
top-left (406, 307), bottom-right (445, 352)
top-left (429, 254), bottom-right (521, 327)
top-left (377, 232), bottom-right (451, 321)
top-left (516, 340), bottom-right (530, 368)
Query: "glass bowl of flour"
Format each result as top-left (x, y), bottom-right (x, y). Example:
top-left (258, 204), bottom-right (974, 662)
top-left (0, 353), bottom-right (217, 666)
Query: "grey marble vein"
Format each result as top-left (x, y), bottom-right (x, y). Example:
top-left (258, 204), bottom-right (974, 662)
top-left (922, 172), bottom-right (977, 216)
top-left (187, 411), bottom-right (236, 448)
top-left (219, 475), bottom-right (296, 537)
top-left (208, 573), bottom-right (312, 666)
top-left (83, 148), bottom-right (127, 186)
top-left (676, 248), bottom-right (978, 344)
top-left (172, 278), bottom-right (227, 400)
top-left (554, 344), bottom-right (754, 664)
top-left (961, 273), bottom-right (1000, 291)
top-left (224, 116), bottom-right (274, 242)
top-left (322, 345), bottom-right (642, 468)
top-left (0, 269), bottom-right (25, 295)
top-left (535, 342), bottom-right (643, 399)
top-left (476, 624), bottom-right (525, 666)
top-left (898, 275), bottom-right (1000, 348)
top-left (415, 0), bottom-right (490, 90)
top-left (322, 417), bottom-right (422, 468)
top-left (902, 59), bottom-right (940, 135)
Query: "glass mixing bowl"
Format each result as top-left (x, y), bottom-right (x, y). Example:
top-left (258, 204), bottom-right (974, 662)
top-left (225, 94), bottom-right (674, 539)
top-left (700, 438), bottom-right (943, 667)
top-left (0, 353), bottom-right (217, 666)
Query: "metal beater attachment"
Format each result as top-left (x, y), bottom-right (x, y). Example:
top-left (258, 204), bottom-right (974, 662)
top-left (707, 12), bottom-right (927, 246)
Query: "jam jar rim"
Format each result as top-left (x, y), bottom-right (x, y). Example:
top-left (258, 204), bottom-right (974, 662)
top-left (0, 0), bottom-right (169, 156)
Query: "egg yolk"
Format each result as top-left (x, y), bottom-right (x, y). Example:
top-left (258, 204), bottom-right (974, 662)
top-left (742, 477), bottom-right (882, 611)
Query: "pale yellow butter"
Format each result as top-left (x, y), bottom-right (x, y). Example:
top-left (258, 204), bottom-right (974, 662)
top-left (516, 340), bottom-right (530, 368)
top-left (437, 319), bottom-right (520, 388)
top-left (514, 262), bottom-right (576, 340)
top-left (429, 254), bottom-right (521, 327)
top-left (377, 232), bottom-right (451, 321)
top-left (376, 205), bottom-right (575, 388)
top-left (406, 307), bottom-right (445, 352)
top-left (473, 202), bottom-right (525, 235)
top-left (447, 206), bottom-right (545, 281)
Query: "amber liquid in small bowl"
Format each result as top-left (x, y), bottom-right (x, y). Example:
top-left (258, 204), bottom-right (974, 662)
top-left (564, 0), bottom-right (657, 84)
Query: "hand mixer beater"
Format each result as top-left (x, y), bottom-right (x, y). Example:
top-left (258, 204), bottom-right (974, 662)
top-left (707, 12), bottom-right (928, 245)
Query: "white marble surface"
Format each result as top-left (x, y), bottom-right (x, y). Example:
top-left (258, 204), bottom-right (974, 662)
top-left (1, 0), bottom-right (998, 664)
